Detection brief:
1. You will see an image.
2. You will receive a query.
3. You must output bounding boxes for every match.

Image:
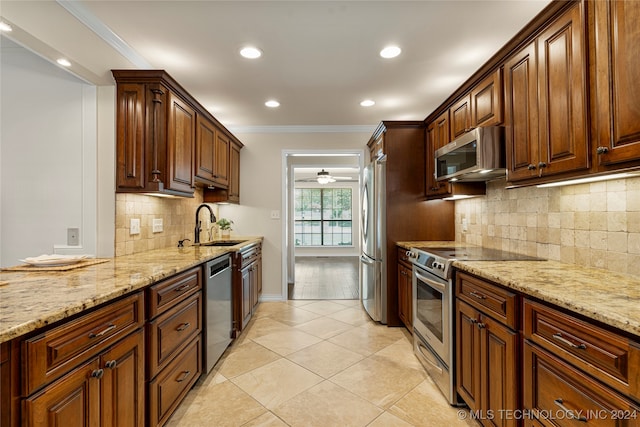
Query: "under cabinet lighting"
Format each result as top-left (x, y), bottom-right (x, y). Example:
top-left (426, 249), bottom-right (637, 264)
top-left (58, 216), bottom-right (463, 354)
top-left (57, 58), bottom-right (71, 67)
top-left (535, 172), bottom-right (640, 188)
top-left (0, 22), bottom-right (12, 32)
top-left (442, 194), bottom-right (479, 201)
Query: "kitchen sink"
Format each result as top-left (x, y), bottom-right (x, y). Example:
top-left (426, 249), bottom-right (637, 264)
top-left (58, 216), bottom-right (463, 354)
top-left (199, 240), bottom-right (248, 247)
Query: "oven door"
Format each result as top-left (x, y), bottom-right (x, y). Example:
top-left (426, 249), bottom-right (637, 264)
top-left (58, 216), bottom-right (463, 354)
top-left (412, 266), bottom-right (450, 367)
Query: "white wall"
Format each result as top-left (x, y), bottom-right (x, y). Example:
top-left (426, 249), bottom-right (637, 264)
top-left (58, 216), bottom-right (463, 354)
top-left (219, 131), bottom-right (370, 300)
top-left (0, 38), bottom-right (101, 267)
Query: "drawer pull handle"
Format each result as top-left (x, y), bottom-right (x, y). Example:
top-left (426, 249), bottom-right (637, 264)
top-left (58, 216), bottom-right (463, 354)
top-left (105, 360), bottom-right (117, 369)
top-left (469, 291), bottom-right (486, 300)
top-left (175, 284), bottom-right (191, 292)
top-left (552, 333), bottom-right (587, 350)
top-left (554, 398), bottom-right (587, 422)
top-left (89, 324), bottom-right (116, 339)
top-left (90, 369), bottom-right (104, 379)
top-left (176, 370), bottom-right (191, 383)
top-left (176, 322), bottom-right (191, 332)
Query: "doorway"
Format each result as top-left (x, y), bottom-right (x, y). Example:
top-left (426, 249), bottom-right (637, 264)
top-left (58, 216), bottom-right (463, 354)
top-left (282, 150), bottom-right (364, 300)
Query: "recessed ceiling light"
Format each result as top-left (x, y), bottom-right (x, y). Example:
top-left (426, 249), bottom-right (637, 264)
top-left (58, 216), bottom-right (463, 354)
top-left (380, 45), bottom-right (401, 59)
top-left (265, 100), bottom-right (280, 108)
top-left (56, 58), bottom-right (71, 67)
top-left (240, 46), bottom-right (262, 59)
top-left (360, 100), bottom-right (375, 107)
top-left (0, 22), bottom-right (13, 32)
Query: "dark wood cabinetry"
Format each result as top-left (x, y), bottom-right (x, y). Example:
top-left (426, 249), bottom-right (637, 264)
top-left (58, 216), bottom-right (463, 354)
top-left (203, 137), bottom-right (243, 204)
top-left (456, 272), bottom-right (518, 427)
top-left (425, 112), bottom-right (452, 198)
top-left (21, 293), bottom-right (145, 427)
top-left (471, 70), bottom-right (503, 128)
top-left (505, 2), bottom-right (589, 184)
top-left (591, 0), bottom-right (640, 170)
top-left (367, 122), bottom-right (454, 326)
top-left (113, 70), bottom-right (243, 199)
top-left (233, 242), bottom-right (262, 334)
top-left (397, 247), bottom-right (412, 332)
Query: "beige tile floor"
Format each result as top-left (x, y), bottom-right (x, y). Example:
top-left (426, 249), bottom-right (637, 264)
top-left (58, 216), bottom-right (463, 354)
top-left (167, 300), bottom-right (477, 427)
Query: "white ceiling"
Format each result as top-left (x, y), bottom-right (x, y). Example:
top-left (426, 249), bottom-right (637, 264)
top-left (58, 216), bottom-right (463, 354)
top-left (1, 0), bottom-right (551, 130)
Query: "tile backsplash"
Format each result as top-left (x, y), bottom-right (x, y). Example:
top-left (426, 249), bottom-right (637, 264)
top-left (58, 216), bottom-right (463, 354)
top-left (455, 176), bottom-right (640, 276)
top-left (115, 191), bottom-right (219, 256)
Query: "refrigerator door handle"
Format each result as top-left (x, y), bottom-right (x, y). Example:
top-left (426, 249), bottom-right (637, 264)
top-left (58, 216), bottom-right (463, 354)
top-left (360, 255), bottom-right (375, 265)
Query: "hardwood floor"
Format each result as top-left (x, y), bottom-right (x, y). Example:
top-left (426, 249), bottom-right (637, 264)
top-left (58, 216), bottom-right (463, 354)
top-left (289, 256), bottom-right (359, 300)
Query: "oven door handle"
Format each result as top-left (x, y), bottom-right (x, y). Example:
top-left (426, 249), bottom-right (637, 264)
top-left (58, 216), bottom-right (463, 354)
top-left (416, 341), bottom-right (444, 375)
top-left (414, 270), bottom-right (447, 293)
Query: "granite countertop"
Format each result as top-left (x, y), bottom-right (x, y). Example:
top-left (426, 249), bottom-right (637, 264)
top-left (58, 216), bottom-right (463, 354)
top-left (397, 241), bottom-right (640, 338)
top-left (0, 236), bottom-right (263, 344)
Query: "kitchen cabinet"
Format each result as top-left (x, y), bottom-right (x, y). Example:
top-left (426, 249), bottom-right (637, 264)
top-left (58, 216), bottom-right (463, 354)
top-left (203, 137), bottom-right (243, 204)
top-left (450, 95), bottom-right (471, 141)
top-left (146, 267), bottom-right (202, 427)
top-left (456, 272), bottom-right (519, 427)
top-left (21, 292), bottom-right (145, 427)
top-left (113, 70), bottom-right (243, 198)
top-left (471, 69), bottom-right (503, 128)
top-left (590, 0), bottom-right (640, 170)
top-left (233, 242), bottom-right (263, 335)
top-left (426, 112), bottom-right (451, 198)
top-left (397, 247), bottom-right (412, 332)
top-left (504, 2), bottom-right (589, 184)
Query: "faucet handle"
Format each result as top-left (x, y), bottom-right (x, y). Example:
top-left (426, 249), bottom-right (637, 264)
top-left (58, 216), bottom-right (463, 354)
top-left (177, 238), bottom-right (191, 248)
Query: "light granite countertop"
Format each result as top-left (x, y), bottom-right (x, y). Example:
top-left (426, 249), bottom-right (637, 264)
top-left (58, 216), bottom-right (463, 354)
top-left (397, 241), bottom-right (640, 338)
top-left (0, 236), bottom-right (263, 344)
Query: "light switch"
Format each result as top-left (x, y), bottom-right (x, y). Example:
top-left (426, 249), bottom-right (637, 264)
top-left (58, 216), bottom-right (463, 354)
top-left (270, 210), bottom-right (280, 219)
top-left (130, 218), bottom-right (141, 235)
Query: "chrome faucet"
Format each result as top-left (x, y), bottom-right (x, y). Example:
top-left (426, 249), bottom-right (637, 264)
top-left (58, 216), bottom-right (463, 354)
top-left (194, 204), bottom-right (216, 244)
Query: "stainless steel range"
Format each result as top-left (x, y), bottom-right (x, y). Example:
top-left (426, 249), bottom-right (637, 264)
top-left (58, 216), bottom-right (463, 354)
top-left (407, 246), bottom-right (542, 406)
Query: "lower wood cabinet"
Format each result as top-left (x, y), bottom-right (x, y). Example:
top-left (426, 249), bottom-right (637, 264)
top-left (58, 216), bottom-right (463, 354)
top-left (234, 242), bottom-right (263, 335)
top-left (397, 247), bottom-right (412, 332)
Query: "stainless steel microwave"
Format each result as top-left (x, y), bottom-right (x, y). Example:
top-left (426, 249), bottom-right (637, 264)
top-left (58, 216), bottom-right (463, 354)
top-left (434, 126), bottom-right (506, 182)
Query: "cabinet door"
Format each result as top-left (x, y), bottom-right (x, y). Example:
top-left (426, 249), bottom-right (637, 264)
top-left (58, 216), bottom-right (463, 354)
top-left (472, 69), bottom-right (503, 127)
top-left (592, 0), bottom-right (640, 168)
top-left (116, 83), bottom-right (146, 191)
top-left (250, 263), bottom-right (259, 310)
top-left (397, 264), bottom-right (412, 331)
top-left (228, 141), bottom-right (241, 203)
top-left (195, 114), bottom-right (216, 183)
top-left (537, 2), bottom-right (589, 178)
top-left (241, 265), bottom-right (252, 328)
top-left (24, 358), bottom-right (101, 427)
top-left (167, 92), bottom-right (195, 194)
top-left (456, 300), bottom-right (481, 411)
top-left (426, 113), bottom-right (451, 197)
top-left (101, 330), bottom-right (144, 427)
top-left (504, 41), bottom-right (539, 182)
top-left (480, 315), bottom-right (518, 427)
top-left (213, 132), bottom-right (230, 188)
top-left (450, 94), bottom-right (472, 140)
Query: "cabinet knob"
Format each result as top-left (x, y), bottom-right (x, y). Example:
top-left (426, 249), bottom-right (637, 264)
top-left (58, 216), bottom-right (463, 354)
top-left (466, 318), bottom-right (478, 325)
top-left (105, 360), bottom-right (117, 369)
top-left (477, 322), bottom-right (486, 329)
top-left (596, 146), bottom-right (609, 155)
top-left (527, 164), bottom-right (536, 170)
top-left (538, 162), bottom-right (547, 169)
top-left (91, 369), bottom-right (104, 379)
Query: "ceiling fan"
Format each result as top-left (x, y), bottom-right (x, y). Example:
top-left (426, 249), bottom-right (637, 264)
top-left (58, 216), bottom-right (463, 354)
top-left (295, 169), bottom-right (356, 184)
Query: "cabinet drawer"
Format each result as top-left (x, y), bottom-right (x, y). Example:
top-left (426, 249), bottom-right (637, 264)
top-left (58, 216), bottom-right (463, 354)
top-left (148, 335), bottom-right (202, 427)
top-left (524, 300), bottom-right (640, 401)
top-left (147, 267), bottom-right (201, 318)
top-left (239, 244), bottom-right (261, 267)
top-left (456, 272), bottom-right (518, 329)
top-left (397, 247), bottom-right (411, 266)
top-left (147, 291), bottom-right (202, 379)
top-left (23, 292), bottom-right (144, 395)
top-left (524, 341), bottom-right (640, 427)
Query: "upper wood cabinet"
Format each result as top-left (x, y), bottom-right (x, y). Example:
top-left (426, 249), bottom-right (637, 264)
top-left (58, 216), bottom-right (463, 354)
top-left (504, 2), bottom-right (589, 184)
top-left (113, 70), bottom-right (243, 198)
top-left (203, 137), bottom-right (243, 204)
top-left (471, 69), bottom-right (503, 128)
top-left (426, 111), bottom-right (450, 197)
top-left (450, 95), bottom-right (471, 140)
top-left (228, 141), bottom-right (241, 203)
top-left (591, 0), bottom-right (640, 170)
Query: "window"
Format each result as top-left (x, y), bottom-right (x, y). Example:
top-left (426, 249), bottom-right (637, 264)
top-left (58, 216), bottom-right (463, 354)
top-left (294, 188), bottom-right (352, 246)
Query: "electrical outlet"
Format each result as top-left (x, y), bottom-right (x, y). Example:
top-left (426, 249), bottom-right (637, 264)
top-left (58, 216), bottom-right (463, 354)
top-left (67, 228), bottom-right (79, 246)
top-left (462, 217), bottom-right (469, 232)
top-left (130, 218), bottom-right (141, 235)
top-left (270, 210), bottom-right (280, 219)
top-left (152, 218), bottom-right (163, 233)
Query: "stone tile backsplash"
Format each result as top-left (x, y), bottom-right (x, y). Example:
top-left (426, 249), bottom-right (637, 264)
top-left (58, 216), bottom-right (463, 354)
top-left (455, 176), bottom-right (640, 276)
top-left (115, 191), bottom-right (219, 256)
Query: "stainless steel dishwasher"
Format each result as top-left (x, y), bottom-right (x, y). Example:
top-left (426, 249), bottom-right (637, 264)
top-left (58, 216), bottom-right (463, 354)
top-left (204, 254), bottom-right (232, 374)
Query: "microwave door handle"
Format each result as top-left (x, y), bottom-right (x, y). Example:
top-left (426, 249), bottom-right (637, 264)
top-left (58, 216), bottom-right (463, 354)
top-left (414, 271), bottom-right (447, 293)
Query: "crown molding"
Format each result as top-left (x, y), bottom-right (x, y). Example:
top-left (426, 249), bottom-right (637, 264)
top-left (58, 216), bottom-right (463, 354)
top-left (56, 0), bottom-right (152, 69)
top-left (227, 124), bottom-right (378, 134)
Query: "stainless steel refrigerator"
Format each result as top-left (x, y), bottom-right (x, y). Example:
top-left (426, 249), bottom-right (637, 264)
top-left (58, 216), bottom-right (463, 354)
top-left (360, 159), bottom-right (387, 323)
